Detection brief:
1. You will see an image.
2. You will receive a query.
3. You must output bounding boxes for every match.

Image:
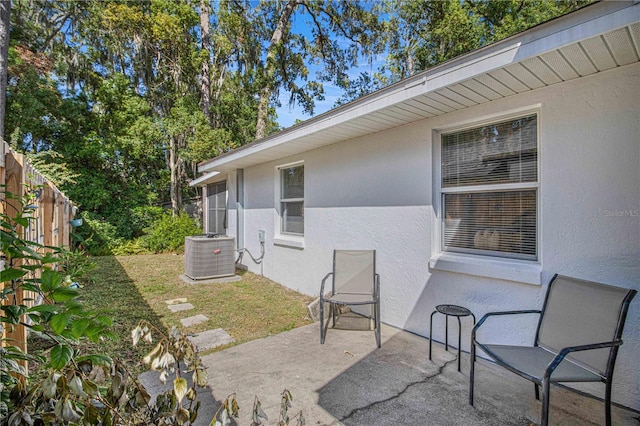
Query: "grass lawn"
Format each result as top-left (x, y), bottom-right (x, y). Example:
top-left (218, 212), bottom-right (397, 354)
top-left (60, 254), bottom-right (314, 373)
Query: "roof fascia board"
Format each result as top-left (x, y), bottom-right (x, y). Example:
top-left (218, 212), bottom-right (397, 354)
top-left (199, 1), bottom-right (639, 174)
top-left (189, 171), bottom-right (220, 187)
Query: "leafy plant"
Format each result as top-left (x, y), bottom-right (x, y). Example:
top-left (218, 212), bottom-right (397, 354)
top-left (1, 189), bottom-right (203, 425)
top-left (1, 189), bottom-right (114, 423)
top-left (211, 390), bottom-right (304, 426)
top-left (141, 211), bottom-right (202, 253)
top-left (111, 238), bottom-right (150, 256)
top-left (74, 210), bottom-right (124, 255)
top-left (130, 321), bottom-right (208, 425)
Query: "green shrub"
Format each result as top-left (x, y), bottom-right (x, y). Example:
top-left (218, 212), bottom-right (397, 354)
top-left (111, 238), bottom-right (150, 256)
top-left (73, 211), bottom-right (124, 255)
top-left (141, 211), bottom-right (202, 253)
top-left (129, 206), bottom-right (165, 238)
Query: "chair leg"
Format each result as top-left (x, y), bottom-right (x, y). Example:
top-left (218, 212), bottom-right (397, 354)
top-left (605, 380), bottom-right (612, 426)
top-left (469, 341), bottom-right (476, 406)
top-left (541, 378), bottom-right (551, 426)
top-left (331, 303), bottom-right (336, 327)
top-left (375, 302), bottom-right (381, 348)
top-left (456, 316), bottom-right (462, 372)
top-left (429, 310), bottom-right (435, 360)
top-left (320, 299), bottom-right (325, 344)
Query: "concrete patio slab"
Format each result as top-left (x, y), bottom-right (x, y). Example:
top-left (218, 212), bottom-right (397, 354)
top-left (179, 274), bottom-right (242, 285)
top-left (180, 314), bottom-right (208, 327)
top-left (188, 328), bottom-right (235, 352)
top-left (167, 302), bottom-right (194, 313)
top-left (165, 297), bottom-right (188, 305)
top-left (139, 322), bottom-right (638, 425)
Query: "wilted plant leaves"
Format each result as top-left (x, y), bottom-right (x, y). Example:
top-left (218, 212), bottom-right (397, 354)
top-left (173, 377), bottom-right (188, 403)
top-left (69, 376), bottom-right (88, 398)
top-left (62, 399), bottom-right (83, 423)
top-left (83, 403), bottom-right (100, 425)
top-left (254, 399), bottom-right (268, 421)
top-left (219, 408), bottom-right (231, 426)
top-left (143, 342), bottom-right (163, 365)
top-left (296, 412), bottom-right (306, 426)
top-left (131, 326), bottom-right (143, 346)
top-left (82, 379), bottom-right (99, 397)
top-left (177, 407), bottom-right (190, 425)
top-left (42, 373), bottom-right (59, 399)
top-left (186, 388), bottom-right (196, 401)
top-left (135, 387), bottom-right (152, 406)
top-left (193, 367), bottom-right (208, 388)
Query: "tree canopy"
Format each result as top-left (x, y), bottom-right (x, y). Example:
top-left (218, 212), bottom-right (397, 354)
top-left (1, 0), bottom-right (590, 246)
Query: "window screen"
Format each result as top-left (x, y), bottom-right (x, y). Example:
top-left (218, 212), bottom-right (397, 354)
top-left (207, 181), bottom-right (226, 235)
top-left (441, 115), bottom-right (538, 260)
top-left (280, 165), bottom-right (304, 235)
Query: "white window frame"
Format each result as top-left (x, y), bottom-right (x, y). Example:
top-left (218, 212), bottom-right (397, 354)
top-left (274, 161), bottom-right (305, 249)
top-left (206, 180), bottom-right (227, 235)
top-left (430, 108), bottom-right (542, 285)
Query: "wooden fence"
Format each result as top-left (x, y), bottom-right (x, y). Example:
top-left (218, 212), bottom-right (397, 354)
top-left (1, 140), bottom-right (76, 361)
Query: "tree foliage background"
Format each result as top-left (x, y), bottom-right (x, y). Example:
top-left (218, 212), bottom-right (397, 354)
top-left (2, 0), bottom-right (590, 252)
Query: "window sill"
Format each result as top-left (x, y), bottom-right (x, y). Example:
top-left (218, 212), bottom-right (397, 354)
top-left (274, 235), bottom-right (305, 249)
top-left (428, 253), bottom-right (542, 285)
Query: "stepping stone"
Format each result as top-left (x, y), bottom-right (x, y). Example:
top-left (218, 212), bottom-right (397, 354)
top-left (165, 297), bottom-right (188, 305)
top-left (181, 314), bottom-right (208, 327)
top-left (187, 328), bottom-right (234, 352)
top-left (168, 302), bottom-right (194, 313)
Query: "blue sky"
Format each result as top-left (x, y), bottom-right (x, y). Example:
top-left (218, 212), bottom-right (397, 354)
top-left (275, 58), bottom-right (385, 128)
top-left (273, 5), bottom-right (388, 129)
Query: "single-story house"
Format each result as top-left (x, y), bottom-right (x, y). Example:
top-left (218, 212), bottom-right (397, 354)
top-left (192, 1), bottom-right (640, 411)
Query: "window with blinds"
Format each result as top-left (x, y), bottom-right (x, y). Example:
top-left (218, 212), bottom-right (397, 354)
top-left (441, 114), bottom-right (538, 260)
top-left (280, 164), bottom-right (304, 235)
top-left (207, 180), bottom-right (227, 235)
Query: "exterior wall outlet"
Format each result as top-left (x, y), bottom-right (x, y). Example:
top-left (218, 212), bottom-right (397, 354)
top-left (258, 229), bottom-right (266, 243)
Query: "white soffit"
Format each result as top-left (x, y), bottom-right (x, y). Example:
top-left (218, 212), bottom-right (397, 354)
top-left (197, 1), bottom-right (640, 177)
top-left (190, 171), bottom-right (221, 186)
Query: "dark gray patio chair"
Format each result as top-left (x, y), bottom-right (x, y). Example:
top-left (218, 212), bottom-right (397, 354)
top-left (320, 250), bottom-right (381, 348)
top-left (469, 274), bottom-right (636, 426)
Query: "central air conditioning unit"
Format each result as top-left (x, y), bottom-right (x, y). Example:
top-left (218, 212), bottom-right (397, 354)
top-left (184, 235), bottom-right (236, 280)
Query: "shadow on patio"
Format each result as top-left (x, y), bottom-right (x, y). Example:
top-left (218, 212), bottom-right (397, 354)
top-left (197, 321), bottom-right (639, 425)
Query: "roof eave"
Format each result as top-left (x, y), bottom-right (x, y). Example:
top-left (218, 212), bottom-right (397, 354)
top-left (198, 1), bottom-right (640, 176)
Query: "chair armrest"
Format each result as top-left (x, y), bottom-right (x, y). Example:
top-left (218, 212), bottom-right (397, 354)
top-left (544, 339), bottom-right (623, 380)
top-left (320, 272), bottom-right (333, 300)
top-left (472, 310), bottom-right (541, 341)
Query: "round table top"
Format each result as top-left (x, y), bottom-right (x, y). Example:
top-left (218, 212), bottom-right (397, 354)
top-left (435, 304), bottom-right (473, 317)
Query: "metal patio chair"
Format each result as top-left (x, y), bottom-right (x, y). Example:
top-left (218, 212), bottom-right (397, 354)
top-left (469, 274), bottom-right (636, 426)
top-left (320, 250), bottom-right (381, 348)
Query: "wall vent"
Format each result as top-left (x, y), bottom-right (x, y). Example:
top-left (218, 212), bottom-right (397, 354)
top-left (184, 235), bottom-right (236, 280)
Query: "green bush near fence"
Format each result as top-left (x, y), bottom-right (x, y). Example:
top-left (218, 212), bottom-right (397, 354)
top-left (74, 208), bottom-right (200, 255)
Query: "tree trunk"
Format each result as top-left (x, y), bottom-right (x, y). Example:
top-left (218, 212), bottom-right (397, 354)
top-left (406, 27), bottom-right (415, 77)
top-left (169, 135), bottom-right (183, 216)
top-left (0, 0), bottom-right (11, 141)
top-left (200, 0), bottom-right (211, 123)
top-left (254, 0), bottom-right (300, 140)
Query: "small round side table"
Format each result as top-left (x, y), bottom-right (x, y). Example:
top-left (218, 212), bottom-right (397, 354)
top-left (429, 304), bottom-right (476, 372)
